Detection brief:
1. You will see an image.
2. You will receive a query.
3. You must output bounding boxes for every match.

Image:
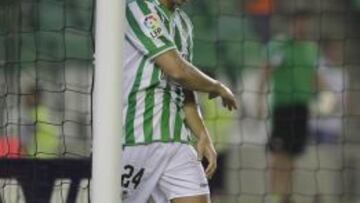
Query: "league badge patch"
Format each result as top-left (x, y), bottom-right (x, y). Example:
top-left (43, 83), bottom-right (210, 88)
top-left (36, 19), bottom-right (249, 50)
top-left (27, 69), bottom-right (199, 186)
top-left (144, 14), bottom-right (163, 39)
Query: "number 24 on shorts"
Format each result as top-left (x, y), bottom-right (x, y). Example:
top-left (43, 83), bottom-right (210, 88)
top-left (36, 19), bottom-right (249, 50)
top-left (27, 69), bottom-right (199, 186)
top-left (121, 165), bottom-right (145, 189)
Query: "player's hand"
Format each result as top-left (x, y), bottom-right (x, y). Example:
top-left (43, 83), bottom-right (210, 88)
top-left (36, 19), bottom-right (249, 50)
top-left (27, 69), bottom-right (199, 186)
top-left (209, 82), bottom-right (238, 111)
top-left (196, 136), bottom-right (217, 179)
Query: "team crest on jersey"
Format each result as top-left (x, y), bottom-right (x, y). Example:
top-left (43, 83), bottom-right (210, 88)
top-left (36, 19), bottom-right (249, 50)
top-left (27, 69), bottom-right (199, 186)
top-left (144, 14), bottom-right (163, 39)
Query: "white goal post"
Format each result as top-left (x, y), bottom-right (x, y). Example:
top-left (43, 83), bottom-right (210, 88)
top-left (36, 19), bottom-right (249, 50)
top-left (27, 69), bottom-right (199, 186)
top-left (92, 0), bottom-right (124, 202)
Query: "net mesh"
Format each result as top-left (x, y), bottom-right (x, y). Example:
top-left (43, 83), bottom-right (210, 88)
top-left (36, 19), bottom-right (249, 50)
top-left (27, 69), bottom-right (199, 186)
top-left (1, 0), bottom-right (360, 202)
top-left (184, 0), bottom-right (360, 203)
top-left (0, 0), bottom-right (93, 202)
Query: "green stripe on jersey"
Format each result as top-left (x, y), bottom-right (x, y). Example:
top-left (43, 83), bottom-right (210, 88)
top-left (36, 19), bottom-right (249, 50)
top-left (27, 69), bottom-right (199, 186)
top-left (187, 34), bottom-right (193, 61)
top-left (173, 87), bottom-right (183, 141)
top-left (136, 0), bottom-right (151, 14)
top-left (161, 85), bottom-right (171, 141)
top-left (125, 58), bottom-right (147, 144)
top-left (174, 107), bottom-right (183, 141)
top-left (174, 26), bottom-right (182, 50)
top-left (143, 67), bottom-right (161, 142)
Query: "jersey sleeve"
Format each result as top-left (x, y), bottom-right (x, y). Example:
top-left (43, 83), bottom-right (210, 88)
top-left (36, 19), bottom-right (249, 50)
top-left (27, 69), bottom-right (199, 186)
top-left (126, 1), bottom-right (176, 59)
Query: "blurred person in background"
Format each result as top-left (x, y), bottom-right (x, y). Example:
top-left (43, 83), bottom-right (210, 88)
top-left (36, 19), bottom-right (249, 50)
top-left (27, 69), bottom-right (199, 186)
top-left (257, 10), bottom-right (326, 203)
top-left (309, 39), bottom-right (347, 203)
top-left (18, 86), bottom-right (60, 203)
top-left (23, 86), bottom-right (59, 158)
top-left (245, 0), bottom-right (275, 44)
top-left (310, 39), bottom-right (346, 144)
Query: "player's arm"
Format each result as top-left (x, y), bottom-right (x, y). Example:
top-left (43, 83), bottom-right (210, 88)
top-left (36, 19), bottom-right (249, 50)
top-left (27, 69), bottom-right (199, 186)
top-left (183, 90), bottom-right (217, 179)
top-left (126, 1), bottom-right (236, 110)
top-left (155, 50), bottom-right (237, 111)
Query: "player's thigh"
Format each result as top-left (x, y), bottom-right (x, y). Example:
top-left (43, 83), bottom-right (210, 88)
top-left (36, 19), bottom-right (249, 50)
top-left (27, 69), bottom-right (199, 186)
top-left (171, 194), bottom-right (210, 203)
top-left (159, 144), bottom-right (210, 201)
top-left (122, 144), bottom-right (179, 202)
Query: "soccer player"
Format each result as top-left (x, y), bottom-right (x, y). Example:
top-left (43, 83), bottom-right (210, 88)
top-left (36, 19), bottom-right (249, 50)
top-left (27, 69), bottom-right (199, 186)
top-left (257, 10), bottom-right (326, 203)
top-left (122, 0), bottom-right (237, 203)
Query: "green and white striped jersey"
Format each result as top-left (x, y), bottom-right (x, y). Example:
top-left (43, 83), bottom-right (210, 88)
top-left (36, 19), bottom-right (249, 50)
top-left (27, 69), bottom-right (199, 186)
top-left (123, 0), bottom-right (194, 145)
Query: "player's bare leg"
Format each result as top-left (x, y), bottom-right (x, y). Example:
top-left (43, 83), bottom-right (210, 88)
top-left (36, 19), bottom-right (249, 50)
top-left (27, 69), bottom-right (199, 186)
top-left (269, 152), bottom-right (294, 203)
top-left (172, 194), bottom-right (210, 203)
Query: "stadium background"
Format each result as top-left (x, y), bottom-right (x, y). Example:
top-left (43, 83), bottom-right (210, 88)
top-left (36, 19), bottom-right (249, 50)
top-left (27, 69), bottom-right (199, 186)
top-left (0, 0), bottom-right (360, 202)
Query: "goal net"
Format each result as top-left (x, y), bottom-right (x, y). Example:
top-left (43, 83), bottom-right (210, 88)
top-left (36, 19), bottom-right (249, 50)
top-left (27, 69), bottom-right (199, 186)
top-left (184, 0), bottom-right (360, 203)
top-left (0, 0), bottom-right (93, 202)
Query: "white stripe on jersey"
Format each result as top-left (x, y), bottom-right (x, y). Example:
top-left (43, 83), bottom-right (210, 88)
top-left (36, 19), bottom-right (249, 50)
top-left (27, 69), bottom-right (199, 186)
top-left (168, 100), bottom-right (176, 140)
top-left (152, 88), bottom-right (164, 141)
top-left (180, 121), bottom-right (189, 141)
top-left (134, 89), bottom-right (146, 143)
top-left (123, 42), bottom-right (143, 101)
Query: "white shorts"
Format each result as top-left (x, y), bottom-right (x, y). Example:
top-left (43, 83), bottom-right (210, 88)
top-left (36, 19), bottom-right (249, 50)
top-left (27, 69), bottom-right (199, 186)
top-left (121, 142), bottom-right (210, 203)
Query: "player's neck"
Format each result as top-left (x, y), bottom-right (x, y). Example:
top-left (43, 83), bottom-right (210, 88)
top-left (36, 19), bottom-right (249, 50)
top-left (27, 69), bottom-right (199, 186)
top-left (159, 0), bottom-right (175, 11)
